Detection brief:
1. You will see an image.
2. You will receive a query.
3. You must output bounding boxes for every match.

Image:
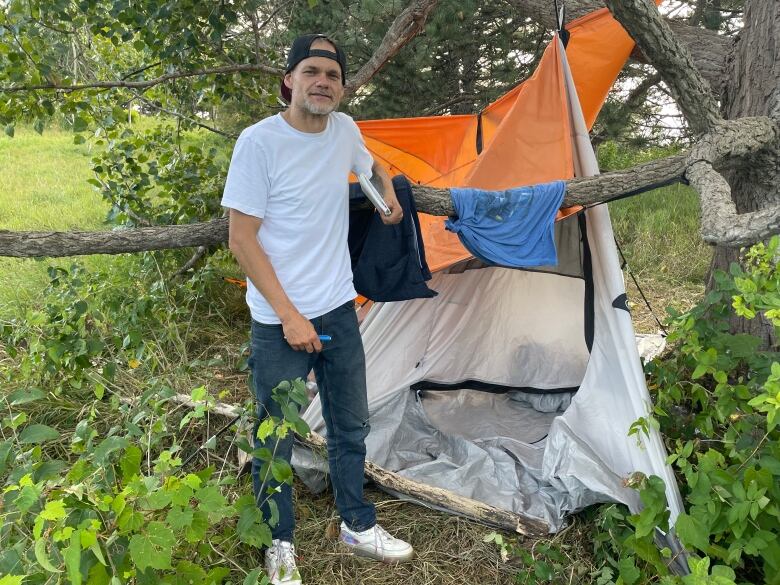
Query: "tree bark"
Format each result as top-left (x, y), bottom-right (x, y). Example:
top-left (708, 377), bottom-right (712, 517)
top-left (707, 0), bottom-right (780, 347)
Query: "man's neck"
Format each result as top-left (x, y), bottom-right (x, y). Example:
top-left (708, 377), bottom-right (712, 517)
top-left (282, 106), bottom-right (329, 133)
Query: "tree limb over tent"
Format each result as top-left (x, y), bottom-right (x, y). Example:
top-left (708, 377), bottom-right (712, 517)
top-left (0, 159), bottom-right (682, 257)
top-left (3, 116), bottom-right (776, 258)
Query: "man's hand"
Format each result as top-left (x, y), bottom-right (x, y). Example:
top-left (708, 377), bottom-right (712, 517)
top-left (281, 312), bottom-right (322, 353)
top-left (371, 161), bottom-right (403, 225)
top-left (381, 190), bottom-right (403, 225)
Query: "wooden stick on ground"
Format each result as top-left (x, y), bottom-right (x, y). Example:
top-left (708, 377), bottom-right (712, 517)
top-left (168, 393), bottom-right (549, 536)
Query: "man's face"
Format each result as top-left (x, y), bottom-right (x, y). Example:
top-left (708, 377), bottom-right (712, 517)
top-left (284, 39), bottom-right (344, 116)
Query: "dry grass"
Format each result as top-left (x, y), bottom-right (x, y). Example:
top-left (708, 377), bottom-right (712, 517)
top-left (284, 483), bottom-right (596, 585)
top-left (625, 275), bottom-right (704, 334)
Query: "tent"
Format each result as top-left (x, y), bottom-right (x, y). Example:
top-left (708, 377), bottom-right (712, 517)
top-left (293, 6), bottom-right (684, 561)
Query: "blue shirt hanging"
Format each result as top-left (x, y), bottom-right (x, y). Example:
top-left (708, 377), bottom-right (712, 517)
top-left (445, 181), bottom-right (566, 267)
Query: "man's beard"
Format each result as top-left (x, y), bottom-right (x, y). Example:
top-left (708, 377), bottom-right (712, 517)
top-left (302, 94), bottom-right (337, 116)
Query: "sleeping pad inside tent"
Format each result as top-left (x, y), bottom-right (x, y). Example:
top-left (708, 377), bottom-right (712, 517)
top-left (292, 6), bottom-right (685, 552)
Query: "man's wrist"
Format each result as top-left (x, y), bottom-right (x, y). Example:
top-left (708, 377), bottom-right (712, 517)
top-left (277, 306), bottom-right (300, 324)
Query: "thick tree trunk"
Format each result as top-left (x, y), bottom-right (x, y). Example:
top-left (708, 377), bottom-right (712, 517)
top-left (707, 0), bottom-right (780, 347)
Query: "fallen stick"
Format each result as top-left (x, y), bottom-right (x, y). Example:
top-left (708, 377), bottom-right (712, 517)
top-left (167, 393), bottom-right (548, 536)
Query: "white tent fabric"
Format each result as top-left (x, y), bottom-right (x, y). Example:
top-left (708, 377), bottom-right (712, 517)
top-left (293, 36), bottom-right (684, 538)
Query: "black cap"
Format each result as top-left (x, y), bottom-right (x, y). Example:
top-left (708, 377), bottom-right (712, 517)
top-left (280, 34), bottom-right (347, 103)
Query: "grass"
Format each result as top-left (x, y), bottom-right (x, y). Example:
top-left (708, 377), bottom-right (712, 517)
top-left (0, 125), bottom-right (114, 312)
top-left (609, 182), bottom-right (711, 286)
top-left (608, 178), bottom-right (711, 333)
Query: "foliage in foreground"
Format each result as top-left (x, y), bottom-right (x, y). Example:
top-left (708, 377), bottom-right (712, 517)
top-left (0, 258), bottom-right (313, 584)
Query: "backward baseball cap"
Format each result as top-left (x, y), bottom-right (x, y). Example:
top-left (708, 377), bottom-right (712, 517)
top-left (280, 34), bottom-right (347, 103)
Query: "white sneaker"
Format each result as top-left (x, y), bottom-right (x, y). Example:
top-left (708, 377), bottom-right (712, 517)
top-left (265, 539), bottom-right (302, 585)
top-left (339, 522), bottom-right (414, 563)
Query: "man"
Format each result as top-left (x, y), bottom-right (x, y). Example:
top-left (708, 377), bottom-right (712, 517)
top-left (221, 34), bottom-right (414, 585)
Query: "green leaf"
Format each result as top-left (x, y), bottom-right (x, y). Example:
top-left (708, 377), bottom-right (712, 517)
top-left (14, 484), bottom-right (41, 512)
top-left (237, 505), bottom-right (271, 549)
top-left (256, 418), bottom-right (275, 442)
top-left (271, 459), bottom-right (293, 484)
top-left (0, 440), bottom-right (13, 476)
top-left (185, 510), bottom-right (208, 543)
top-left (618, 557), bottom-right (640, 585)
top-left (0, 576), bottom-right (26, 585)
top-left (691, 364), bottom-right (708, 380)
top-left (534, 560), bottom-right (554, 581)
top-left (141, 489), bottom-right (172, 511)
top-left (128, 521), bottom-right (174, 571)
top-left (243, 568), bottom-right (264, 585)
top-left (34, 459), bottom-right (67, 482)
top-left (680, 514), bottom-right (711, 554)
top-left (8, 387), bottom-right (46, 405)
top-left (34, 539), bottom-right (62, 573)
top-left (166, 506), bottom-right (194, 531)
top-left (40, 499), bottom-right (67, 521)
top-left (726, 334), bottom-right (762, 358)
top-left (64, 530), bottom-right (82, 585)
top-left (169, 561), bottom-right (207, 585)
top-left (92, 436), bottom-right (128, 463)
top-left (196, 485), bottom-right (226, 513)
top-left (191, 386), bottom-right (207, 402)
top-left (72, 116), bottom-right (89, 132)
top-left (120, 445), bottom-right (142, 482)
top-left (19, 424), bottom-right (60, 444)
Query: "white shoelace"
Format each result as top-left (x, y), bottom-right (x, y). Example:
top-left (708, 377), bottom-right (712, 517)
top-left (274, 542), bottom-right (297, 576)
top-left (373, 525), bottom-right (394, 550)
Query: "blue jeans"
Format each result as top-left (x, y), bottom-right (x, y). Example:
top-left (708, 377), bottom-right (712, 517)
top-left (249, 300), bottom-right (376, 542)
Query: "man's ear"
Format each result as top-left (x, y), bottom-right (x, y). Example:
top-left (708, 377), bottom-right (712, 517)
top-left (283, 73), bottom-right (293, 91)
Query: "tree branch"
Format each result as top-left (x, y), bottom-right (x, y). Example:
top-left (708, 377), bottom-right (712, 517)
top-left (5, 116), bottom-right (777, 257)
top-left (132, 91), bottom-right (236, 139)
top-left (0, 63), bottom-right (283, 93)
top-left (0, 154), bottom-right (689, 257)
top-left (344, 0), bottom-right (440, 98)
top-left (689, 161), bottom-right (780, 247)
top-left (603, 0), bottom-right (720, 134)
top-left (685, 117), bottom-right (780, 246)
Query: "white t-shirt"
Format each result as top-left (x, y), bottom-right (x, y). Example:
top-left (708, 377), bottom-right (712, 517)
top-left (221, 112), bottom-right (374, 324)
